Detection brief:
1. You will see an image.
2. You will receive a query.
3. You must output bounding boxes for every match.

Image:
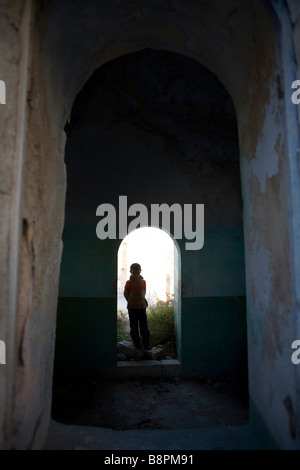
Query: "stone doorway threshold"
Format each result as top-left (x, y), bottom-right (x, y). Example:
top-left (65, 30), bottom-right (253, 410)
top-left (116, 359), bottom-right (181, 379)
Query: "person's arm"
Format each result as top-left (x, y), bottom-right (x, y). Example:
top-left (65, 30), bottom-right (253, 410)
top-left (123, 281), bottom-right (130, 300)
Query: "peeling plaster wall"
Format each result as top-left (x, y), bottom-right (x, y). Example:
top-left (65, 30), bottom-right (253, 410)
top-left (11, 3), bottom-right (66, 450)
top-left (0, 0), bottom-right (24, 450)
top-left (242, 72), bottom-right (297, 448)
top-left (0, 0), bottom-right (32, 449)
top-left (0, 0), bottom-right (299, 450)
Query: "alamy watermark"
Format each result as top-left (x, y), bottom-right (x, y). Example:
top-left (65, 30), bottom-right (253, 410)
top-left (0, 340), bottom-right (6, 365)
top-left (0, 80), bottom-right (6, 104)
top-left (96, 196), bottom-right (204, 250)
top-left (291, 340), bottom-right (300, 365)
top-left (291, 80), bottom-right (300, 105)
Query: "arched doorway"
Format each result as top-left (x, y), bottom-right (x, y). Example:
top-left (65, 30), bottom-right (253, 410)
top-left (52, 48), bottom-right (245, 384)
top-left (117, 227), bottom-right (180, 360)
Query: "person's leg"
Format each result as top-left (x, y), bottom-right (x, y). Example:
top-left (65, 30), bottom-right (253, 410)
top-left (138, 308), bottom-right (150, 349)
top-left (128, 309), bottom-right (142, 348)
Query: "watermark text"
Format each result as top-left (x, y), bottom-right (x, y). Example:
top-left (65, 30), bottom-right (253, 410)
top-left (291, 80), bottom-right (300, 105)
top-left (0, 340), bottom-right (6, 365)
top-left (96, 196), bottom-right (204, 250)
top-left (291, 340), bottom-right (300, 365)
top-left (0, 80), bottom-right (6, 104)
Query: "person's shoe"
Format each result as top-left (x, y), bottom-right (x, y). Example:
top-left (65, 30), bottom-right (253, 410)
top-left (143, 346), bottom-right (153, 351)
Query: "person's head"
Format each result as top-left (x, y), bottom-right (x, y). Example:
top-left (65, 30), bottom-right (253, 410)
top-left (130, 263), bottom-right (141, 276)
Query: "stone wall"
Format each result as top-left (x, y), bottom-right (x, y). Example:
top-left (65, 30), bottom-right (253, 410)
top-left (0, 0), bottom-right (32, 449)
top-left (12, 1), bottom-right (66, 449)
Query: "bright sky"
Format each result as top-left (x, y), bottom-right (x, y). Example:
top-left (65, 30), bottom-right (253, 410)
top-left (118, 227), bottom-right (175, 309)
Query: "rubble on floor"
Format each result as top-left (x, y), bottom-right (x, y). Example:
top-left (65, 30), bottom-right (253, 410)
top-left (117, 340), bottom-right (167, 361)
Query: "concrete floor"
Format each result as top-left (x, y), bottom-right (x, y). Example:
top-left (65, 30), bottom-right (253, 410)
top-left (47, 373), bottom-right (260, 450)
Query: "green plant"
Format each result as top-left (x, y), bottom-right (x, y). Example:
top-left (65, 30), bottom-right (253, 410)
top-left (117, 299), bottom-right (177, 357)
top-left (117, 311), bottom-right (131, 342)
top-left (147, 300), bottom-right (175, 344)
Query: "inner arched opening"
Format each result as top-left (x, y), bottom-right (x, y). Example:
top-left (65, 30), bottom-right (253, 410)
top-left (117, 227), bottom-right (177, 360)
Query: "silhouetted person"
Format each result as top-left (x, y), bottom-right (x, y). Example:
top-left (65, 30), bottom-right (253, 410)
top-left (123, 263), bottom-right (151, 350)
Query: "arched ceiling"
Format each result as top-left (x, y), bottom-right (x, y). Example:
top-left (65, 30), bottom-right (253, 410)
top-left (42, 0), bottom-right (279, 135)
